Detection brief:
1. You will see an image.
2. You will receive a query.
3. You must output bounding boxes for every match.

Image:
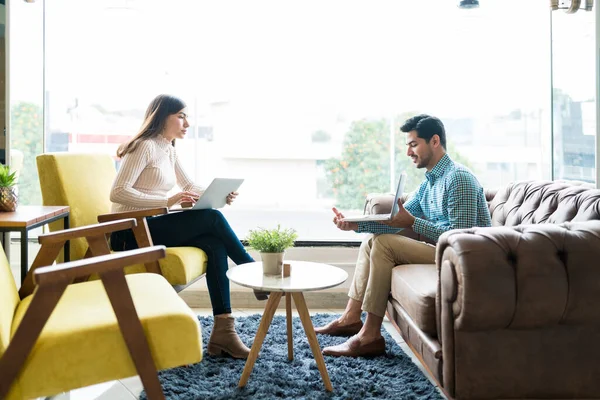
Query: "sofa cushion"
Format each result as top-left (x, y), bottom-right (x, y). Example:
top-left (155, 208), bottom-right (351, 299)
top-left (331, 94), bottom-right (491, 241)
top-left (390, 263), bottom-right (437, 335)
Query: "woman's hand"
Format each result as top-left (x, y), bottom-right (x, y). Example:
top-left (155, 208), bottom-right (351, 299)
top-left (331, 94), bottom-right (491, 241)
top-left (226, 191), bottom-right (239, 205)
top-left (168, 191), bottom-right (200, 208)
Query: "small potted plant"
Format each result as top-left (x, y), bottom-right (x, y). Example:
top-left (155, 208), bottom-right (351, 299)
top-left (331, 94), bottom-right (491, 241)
top-left (0, 164), bottom-right (18, 212)
top-left (246, 224), bottom-right (298, 275)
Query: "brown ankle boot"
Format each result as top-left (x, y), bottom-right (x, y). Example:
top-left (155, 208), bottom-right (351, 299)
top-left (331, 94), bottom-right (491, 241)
top-left (207, 316), bottom-right (250, 359)
top-left (253, 289), bottom-right (269, 301)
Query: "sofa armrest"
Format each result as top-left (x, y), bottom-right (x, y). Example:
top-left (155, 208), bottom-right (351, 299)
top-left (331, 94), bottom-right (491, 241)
top-left (436, 221), bottom-right (600, 333)
top-left (364, 193), bottom-right (407, 215)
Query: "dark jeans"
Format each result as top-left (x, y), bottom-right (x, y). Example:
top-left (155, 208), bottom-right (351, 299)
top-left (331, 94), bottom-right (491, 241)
top-left (110, 209), bottom-right (254, 315)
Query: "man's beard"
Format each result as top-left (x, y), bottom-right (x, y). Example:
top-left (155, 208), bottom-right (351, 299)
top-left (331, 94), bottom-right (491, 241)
top-left (416, 154), bottom-right (431, 169)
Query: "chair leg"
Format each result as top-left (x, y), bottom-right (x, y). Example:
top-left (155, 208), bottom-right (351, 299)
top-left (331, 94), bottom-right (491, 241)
top-left (101, 270), bottom-right (165, 400)
top-left (0, 283), bottom-right (68, 399)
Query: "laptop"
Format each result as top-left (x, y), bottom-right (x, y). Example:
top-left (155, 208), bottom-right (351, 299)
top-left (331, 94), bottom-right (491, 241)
top-left (189, 178), bottom-right (244, 210)
top-left (341, 172), bottom-right (407, 222)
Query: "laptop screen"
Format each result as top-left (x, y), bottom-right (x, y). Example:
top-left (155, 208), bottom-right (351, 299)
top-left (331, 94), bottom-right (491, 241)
top-left (390, 172), bottom-right (407, 217)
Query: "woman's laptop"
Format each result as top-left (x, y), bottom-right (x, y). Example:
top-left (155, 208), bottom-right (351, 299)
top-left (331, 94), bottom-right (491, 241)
top-left (189, 178), bottom-right (244, 210)
top-left (342, 173), bottom-right (406, 222)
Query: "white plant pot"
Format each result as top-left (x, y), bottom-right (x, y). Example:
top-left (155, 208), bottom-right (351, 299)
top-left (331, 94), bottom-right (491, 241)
top-left (260, 252), bottom-right (284, 275)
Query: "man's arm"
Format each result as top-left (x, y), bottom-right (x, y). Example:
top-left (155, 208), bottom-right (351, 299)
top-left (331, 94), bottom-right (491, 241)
top-left (402, 188), bottom-right (425, 219)
top-left (356, 221), bottom-right (402, 234)
top-left (412, 171), bottom-right (481, 242)
top-left (356, 187), bottom-right (425, 234)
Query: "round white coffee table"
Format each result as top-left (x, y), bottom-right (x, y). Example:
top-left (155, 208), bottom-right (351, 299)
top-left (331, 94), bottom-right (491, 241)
top-left (227, 261), bottom-right (348, 392)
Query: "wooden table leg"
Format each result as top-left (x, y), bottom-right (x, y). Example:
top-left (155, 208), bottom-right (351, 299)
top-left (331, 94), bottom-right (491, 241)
top-left (238, 292), bottom-right (283, 388)
top-left (292, 292), bottom-right (333, 392)
top-left (20, 229), bottom-right (28, 284)
top-left (286, 292), bottom-right (293, 361)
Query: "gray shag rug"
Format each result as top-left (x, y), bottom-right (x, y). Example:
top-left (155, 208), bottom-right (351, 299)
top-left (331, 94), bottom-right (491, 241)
top-left (140, 314), bottom-right (442, 400)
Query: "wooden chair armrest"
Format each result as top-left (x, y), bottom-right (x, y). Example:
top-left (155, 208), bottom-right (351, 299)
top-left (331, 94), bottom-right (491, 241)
top-left (34, 246), bottom-right (167, 286)
top-left (98, 209), bottom-right (167, 276)
top-left (97, 208), bottom-right (169, 223)
top-left (38, 219), bottom-right (137, 245)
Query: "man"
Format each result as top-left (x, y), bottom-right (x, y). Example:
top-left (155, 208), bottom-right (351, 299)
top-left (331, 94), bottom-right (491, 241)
top-left (317, 114), bottom-right (492, 357)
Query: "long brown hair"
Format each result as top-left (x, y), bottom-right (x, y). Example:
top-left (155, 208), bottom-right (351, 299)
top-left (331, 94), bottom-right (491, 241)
top-left (117, 94), bottom-right (187, 158)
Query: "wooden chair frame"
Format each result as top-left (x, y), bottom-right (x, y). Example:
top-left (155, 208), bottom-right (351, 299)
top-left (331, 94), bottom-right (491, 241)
top-left (98, 207), bottom-right (207, 293)
top-left (19, 207), bottom-right (205, 300)
top-left (3, 219), bottom-right (169, 400)
top-left (98, 208), bottom-right (169, 275)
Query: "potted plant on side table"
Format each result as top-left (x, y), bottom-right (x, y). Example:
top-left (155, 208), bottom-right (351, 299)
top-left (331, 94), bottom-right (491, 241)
top-left (246, 224), bottom-right (298, 275)
top-left (0, 164), bottom-right (18, 212)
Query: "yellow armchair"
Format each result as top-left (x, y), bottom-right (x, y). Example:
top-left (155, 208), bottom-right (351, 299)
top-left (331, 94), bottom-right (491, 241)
top-left (0, 219), bottom-right (202, 400)
top-left (35, 153), bottom-right (207, 292)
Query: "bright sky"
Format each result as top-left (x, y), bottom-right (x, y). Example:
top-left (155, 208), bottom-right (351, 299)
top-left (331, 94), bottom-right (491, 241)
top-left (8, 0), bottom-right (595, 120)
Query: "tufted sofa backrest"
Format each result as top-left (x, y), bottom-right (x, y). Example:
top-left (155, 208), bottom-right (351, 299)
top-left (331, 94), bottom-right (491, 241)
top-left (486, 180), bottom-right (600, 227)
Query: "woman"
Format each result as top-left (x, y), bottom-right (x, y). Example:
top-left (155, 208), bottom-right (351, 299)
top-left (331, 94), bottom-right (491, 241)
top-left (110, 94), bottom-right (260, 359)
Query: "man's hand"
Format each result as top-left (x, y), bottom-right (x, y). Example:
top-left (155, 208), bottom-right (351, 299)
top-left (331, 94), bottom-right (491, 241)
top-left (382, 199), bottom-right (416, 228)
top-left (226, 191), bottom-right (239, 205)
top-left (332, 207), bottom-right (358, 231)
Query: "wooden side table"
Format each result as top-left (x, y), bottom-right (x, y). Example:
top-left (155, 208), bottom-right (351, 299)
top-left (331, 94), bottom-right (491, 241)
top-left (226, 261), bottom-right (349, 392)
top-left (0, 205), bottom-right (70, 283)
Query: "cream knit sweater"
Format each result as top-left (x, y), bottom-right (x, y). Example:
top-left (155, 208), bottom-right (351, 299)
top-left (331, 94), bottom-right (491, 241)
top-left (110, 136), bottom-right (205, 212)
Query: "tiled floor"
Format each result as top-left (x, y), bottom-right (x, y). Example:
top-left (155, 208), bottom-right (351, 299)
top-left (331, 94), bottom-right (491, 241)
top-left (53, 308), bottom-right (446, 400)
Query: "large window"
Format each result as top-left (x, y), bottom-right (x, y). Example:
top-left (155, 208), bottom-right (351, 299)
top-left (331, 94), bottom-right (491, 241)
top-left (8, 0), bottom-right (44, 206)
top-left (45, 0), bottom-right (554, 240)
top-left (551, 9), bottom-right (597, 183)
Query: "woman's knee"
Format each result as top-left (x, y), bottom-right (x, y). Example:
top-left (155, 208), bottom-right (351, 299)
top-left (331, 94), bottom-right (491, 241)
top-left (204, 209), bottom-right (227, 224)
top-left (185, 208), bottom-right (225, 227)
top-left (205, 208), bottom-right (223, 218)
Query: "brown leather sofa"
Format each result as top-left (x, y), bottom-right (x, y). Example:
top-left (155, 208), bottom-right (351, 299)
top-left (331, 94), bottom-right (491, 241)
top-left (365, 180), bottom-right (600, 399)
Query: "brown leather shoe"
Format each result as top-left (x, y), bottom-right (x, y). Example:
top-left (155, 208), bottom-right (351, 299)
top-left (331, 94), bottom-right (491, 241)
top-left (322, 335), bottom-right (386, 357)
top-left (314, 319), bottom-right (363, 336)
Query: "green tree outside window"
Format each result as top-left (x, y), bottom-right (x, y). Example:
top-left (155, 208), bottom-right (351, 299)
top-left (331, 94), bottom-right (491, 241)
top-left (10, 102), bottom-right (43, 206)
top-left (326, 115), bottom-right (474, 210)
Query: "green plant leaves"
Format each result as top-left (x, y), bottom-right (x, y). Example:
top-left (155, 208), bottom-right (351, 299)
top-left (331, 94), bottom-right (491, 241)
top-left (246, 224), bottom-right (298, 253)
top-left (0, 165), bottom-right (17, 188)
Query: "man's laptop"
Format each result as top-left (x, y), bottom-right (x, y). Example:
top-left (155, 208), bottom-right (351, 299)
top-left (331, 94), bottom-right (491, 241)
top-left (341, 173), bottom-right (407, 222)
top-left (188, 178), bottom-right (244, 210)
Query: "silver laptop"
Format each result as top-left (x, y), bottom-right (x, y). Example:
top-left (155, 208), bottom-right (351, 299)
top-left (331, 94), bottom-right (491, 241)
top-left (342, 172), bottom-right (406, 222)
top-left (190, 178), bottom-right (244, 210)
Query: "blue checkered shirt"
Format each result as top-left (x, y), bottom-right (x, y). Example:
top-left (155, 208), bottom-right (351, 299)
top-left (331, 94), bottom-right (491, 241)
top-left (356, 154), bottom-right (492, 242)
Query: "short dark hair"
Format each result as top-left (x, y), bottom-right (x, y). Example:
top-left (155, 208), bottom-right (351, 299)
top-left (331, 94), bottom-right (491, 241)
top-left (400, 114), bottom-right (446, 149)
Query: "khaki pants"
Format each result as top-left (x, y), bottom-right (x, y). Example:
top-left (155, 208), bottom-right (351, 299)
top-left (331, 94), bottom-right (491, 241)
top-left (348, 234), bottom-right (436, 318)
